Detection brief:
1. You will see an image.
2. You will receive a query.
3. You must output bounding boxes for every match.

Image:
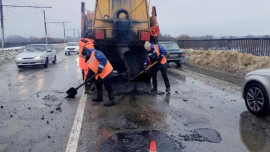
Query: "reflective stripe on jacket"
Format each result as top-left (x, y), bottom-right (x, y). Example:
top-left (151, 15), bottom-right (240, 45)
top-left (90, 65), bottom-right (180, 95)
top-left (153, 44), bottom-right (167, 64)
top-left (86, 51), bottom-right (113, 80)
top-left (146, 44), bottom-right (167, 66)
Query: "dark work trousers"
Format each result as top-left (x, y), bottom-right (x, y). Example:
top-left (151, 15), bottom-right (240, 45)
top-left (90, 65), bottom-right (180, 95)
top-left (81, 69), bottom-right (85, 80)
top-left (85, 69), bottom-right (95, 84)
top-left (151, 63), bottom-right (170, 89)
top-left (95, 72), bottom-right (114, 99)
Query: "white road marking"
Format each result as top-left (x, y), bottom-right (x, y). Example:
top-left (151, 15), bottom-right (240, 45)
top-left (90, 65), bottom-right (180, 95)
top-left (65, 88), bottom-right (87, 152)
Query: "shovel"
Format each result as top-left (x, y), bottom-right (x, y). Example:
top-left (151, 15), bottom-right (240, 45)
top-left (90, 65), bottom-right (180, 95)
top-left (66, 74), bottom-right (96, 98)
top-left (127, 60), bottom-right (159, 84)
top-left (127, 53), bottom-right (170, 84)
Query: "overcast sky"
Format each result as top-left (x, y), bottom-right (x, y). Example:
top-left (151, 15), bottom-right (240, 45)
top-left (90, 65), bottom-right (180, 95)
top-left (3, 0), bottom-right (270, 38)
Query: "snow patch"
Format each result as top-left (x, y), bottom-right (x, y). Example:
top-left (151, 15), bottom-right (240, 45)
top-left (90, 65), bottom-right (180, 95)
top-left (0, 48), bottom-right (23, 66)
top-left (186, 49), bottom-right (270, 77)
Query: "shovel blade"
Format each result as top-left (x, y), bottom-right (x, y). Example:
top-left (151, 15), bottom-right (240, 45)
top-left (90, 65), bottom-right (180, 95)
top-left (66, 87), bottom-right (77, 98)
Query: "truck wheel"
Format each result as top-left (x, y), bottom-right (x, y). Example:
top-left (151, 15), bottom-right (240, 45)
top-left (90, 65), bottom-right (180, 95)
top-left (17, 65), bottom-right (23, 68)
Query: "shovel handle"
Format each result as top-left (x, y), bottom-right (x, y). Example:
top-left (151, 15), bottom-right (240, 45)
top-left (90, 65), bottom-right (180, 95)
top-left (75, 74), bottom-right (96, 90)
top-left (128, 61), bottom-right (158, 82)
top-left (128, 53), bottom-right (170, 83)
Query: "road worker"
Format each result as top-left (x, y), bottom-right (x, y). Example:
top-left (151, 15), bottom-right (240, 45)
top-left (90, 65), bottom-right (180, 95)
top-left (144, 41), bottom-right (170, 92)
top-left (78, 30), bottom-right (95, 81)
top-left (81, 44), bottom-right (115, 107)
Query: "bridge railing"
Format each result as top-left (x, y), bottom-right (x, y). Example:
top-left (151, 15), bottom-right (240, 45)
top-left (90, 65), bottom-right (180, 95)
top-left (177, 38), bottom-right (270, 56)
top-left (2, 42), bottom-right (64, 48)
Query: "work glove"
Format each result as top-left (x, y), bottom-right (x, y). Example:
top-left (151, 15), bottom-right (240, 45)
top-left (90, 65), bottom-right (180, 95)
top-left (98, 66), bottom-right (104, 74)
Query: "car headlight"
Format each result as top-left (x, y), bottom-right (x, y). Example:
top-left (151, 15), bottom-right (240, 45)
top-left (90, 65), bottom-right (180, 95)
top-left (35, 56), bottom-right (42, 59)
top-left (16, 57), bottom-right (22, 60)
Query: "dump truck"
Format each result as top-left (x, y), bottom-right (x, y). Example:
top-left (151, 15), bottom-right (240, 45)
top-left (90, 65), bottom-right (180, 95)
top-left (81, 0), bottom-right (160, 91)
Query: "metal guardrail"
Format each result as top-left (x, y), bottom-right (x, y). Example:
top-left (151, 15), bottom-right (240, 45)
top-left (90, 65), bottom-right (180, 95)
top-left (177, 38), bottom-right (270, 56)
top-left (3, 42), bottom-right (63, 48)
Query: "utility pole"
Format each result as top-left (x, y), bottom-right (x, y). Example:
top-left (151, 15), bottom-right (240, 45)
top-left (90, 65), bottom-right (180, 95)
top-left (43, 10), bottom-right (48, 44)
top-left (0, 3), bottom-right (51, 48)
top-left (66, 28), bottom-right (80, 42)
top-left (46, 21), bottom-right (70, 43)
top-left (63, 22), bottom-right (66, 43)
top-left (0, 0), bottom-right (4, 49)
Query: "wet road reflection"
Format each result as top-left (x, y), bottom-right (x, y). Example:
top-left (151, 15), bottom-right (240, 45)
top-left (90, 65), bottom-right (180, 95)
top-left (80, 67), bottom-right (251, 152)
top-left (0, 50), bottom-right (83, 152)
top-left (240, 111), bottom-right (270, 152)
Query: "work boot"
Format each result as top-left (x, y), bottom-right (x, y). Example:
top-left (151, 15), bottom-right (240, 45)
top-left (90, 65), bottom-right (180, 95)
top-left (91, 85), bottom-right (95, 92)
top-left (104, 91), bottom-right (115, 107)
top-left (85, 85), bottom-right (91, 94)
top-left (166, 87), bottom-right (171, 92)
top-left (92, 90), bottom-right (103, 102)
top-left (151, 88), bottom-right (157, 92)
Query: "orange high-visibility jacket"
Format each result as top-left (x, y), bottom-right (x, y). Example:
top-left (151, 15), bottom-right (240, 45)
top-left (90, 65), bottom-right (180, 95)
top-left (147, 44), bottom-right (167, 65)
top-left (86, 51), bottom-right (113, 80)
top-left (78, 38), bottom-right (94, 70)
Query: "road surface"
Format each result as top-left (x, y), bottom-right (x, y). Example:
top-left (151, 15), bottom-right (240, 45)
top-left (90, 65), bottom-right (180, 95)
top-left (0, 50), bottom-right (270, 152)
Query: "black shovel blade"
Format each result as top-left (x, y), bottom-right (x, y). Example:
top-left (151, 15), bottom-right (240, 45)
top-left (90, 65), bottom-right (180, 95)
top-left (66, 87), bottom-right (77, 98)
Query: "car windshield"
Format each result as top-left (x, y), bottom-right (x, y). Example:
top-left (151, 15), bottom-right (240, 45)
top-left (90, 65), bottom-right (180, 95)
top-left (67, 42), bottom-right (78, 46)
top-left (23, 45), bottom-right (46, 52)
top-left (159, 42), bottom-right (180, 50)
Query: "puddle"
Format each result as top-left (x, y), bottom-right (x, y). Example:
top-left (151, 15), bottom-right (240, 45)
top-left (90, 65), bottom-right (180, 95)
top-left (98, 130), bottom-right (183, 152)
top-left (178, 128), bottom-right (222, 143)
top-left (240, 111), bottom-right (270, 152)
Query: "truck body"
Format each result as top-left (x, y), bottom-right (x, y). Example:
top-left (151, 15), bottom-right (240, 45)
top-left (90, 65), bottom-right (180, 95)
top-left (81, 0), bottom-right (159, 83)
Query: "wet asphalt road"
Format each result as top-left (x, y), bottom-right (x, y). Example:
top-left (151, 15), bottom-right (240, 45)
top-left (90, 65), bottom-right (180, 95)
top-left (0, 51), bottom-right (83, 152)
top-left (1, 51), bottom-right (270, 152)
top-left (78, 66), bottom-right (270, 152)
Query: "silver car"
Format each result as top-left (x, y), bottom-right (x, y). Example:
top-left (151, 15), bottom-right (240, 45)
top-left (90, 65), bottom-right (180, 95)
top-left (15, 44), bottom-right (57, 68)
top-left (242, 69), bottom-right (270, 116)
top-left (65, 42), bottom-right (79, 55)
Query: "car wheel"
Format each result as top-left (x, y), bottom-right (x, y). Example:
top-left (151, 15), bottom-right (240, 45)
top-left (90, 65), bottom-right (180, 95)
top-left (176, 62), bottom-right (181, 68)
top-left (244, 83), bottom-right (269, 116)
top-left (17, 65), bottom-right (23, 68)
top-left (52, 55), bottom-right (56, 64)
top-left (44, 58), bottom-right (49, 68)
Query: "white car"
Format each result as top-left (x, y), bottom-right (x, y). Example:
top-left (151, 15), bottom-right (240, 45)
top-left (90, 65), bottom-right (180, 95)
top-left (15, 44), bottom-right (57, 68)
top-left (65, 42), bottom-right (79, 55)
top-left (242, 69), bottom-right (270, 116)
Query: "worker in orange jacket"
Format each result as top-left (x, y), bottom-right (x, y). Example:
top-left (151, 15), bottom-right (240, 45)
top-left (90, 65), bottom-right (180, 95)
top-left (81, 46), bottom-right (115, 107)
top-left (78, 35), bottom-right (95, 81)
top-left (144, 41), bottom-right (170, 93)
